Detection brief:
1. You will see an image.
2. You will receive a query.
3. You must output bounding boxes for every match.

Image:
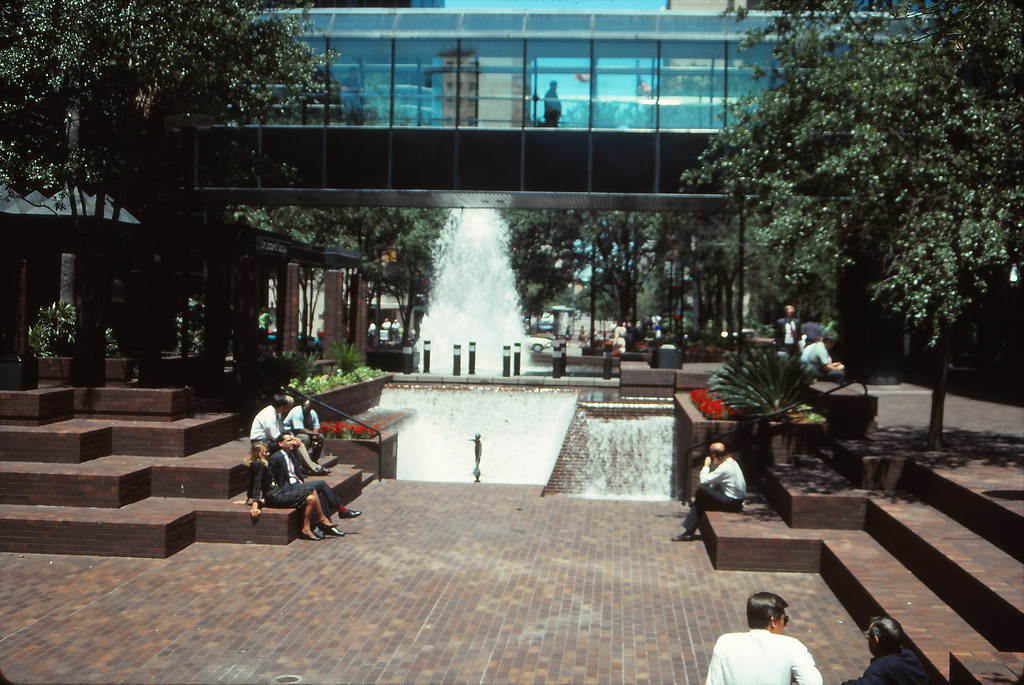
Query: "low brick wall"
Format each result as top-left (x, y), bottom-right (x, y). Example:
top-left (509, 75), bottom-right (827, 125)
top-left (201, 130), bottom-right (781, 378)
top-left (313, 374), bottom-right (393, 420)
top-left (74, 387), bottom-right (195, 421)
top-left (323, 431), bottom-right (397, 479)
top-left (0, 388), bottom-right (74, 426)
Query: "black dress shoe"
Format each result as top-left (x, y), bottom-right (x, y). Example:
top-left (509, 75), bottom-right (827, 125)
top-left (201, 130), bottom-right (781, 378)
top-left (298, 530), bottom-right (322, 541)
top-left (338, 509), bottom-right (361, 519)
top-left (319, 524), bottom-right (346, 537)
top-left (672, 532), bottom-right (697, 542)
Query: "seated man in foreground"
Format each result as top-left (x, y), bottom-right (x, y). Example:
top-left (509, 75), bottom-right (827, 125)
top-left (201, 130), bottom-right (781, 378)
top-left (706, 591), bottom-right (823, 685)
top-left (841, 616), bottom-right (927, 685)
top-left (673, 441), bottom-right (746, 541)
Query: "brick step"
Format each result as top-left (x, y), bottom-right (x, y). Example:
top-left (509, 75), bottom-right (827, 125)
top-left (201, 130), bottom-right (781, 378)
top-left (0, 456), bottom-right (155, 507)
top-left (905, 460), bottom-right (1024, 563)
top-left (949, 651), bottom-right (1023, 685)
top-left (761, 456), bottom-right (868, 530)
top-left (0, 499), bottom-right (196, 558)
top-left (71, 386), bottom-right (195, 421)
top-left (701, 496), bottom-right (823, 573)
top-left (866, 497), bottom-right (1024, 652)
top-left (0, 388), bottom-right (75, 426)
top-left (75, 413), bottom-right (239, 457)
top-left (819, 529), bottom-right (999, 685)
top-left (0, 421), bottom-right (112, 463)
top-left (190, 466), bottom-right (364, 545)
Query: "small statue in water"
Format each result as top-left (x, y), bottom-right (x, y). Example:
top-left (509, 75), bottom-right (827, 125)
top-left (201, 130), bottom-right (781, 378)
top-left (469, 433), bottom-right (482, 482)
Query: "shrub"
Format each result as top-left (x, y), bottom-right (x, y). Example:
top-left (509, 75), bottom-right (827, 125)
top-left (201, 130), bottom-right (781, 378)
top-left (29, 302), bottom-right (118, 357)
top-left (257, 351), bottom-right (318, 387)
top-left (708, 348), bottom-right (814, 420)
top-left (326, 340), bottom-right (364, 375)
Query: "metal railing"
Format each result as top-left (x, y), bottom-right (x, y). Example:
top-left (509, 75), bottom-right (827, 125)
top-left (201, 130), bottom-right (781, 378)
top-left (679, 380), bottom-right (868, 501)
top-left (232, 359), bottom-right (385, 480)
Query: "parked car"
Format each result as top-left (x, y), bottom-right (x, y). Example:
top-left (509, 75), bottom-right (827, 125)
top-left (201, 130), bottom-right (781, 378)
top-left (525, 336), bottom-right (552, 353)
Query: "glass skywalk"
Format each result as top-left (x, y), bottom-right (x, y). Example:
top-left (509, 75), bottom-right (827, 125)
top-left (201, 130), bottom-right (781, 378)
top-left (279, 9), bottom-right (776, 132)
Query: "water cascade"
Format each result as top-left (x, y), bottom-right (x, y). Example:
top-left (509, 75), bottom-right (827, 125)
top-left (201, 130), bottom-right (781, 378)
top-left (573, 411), bottom-right (674, 501)
top-left (418, 208), bottom-right (528, 373)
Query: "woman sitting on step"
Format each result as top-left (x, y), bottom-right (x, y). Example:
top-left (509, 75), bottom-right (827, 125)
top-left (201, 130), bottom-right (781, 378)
top-left (245, 442), bottom-right (345, 541)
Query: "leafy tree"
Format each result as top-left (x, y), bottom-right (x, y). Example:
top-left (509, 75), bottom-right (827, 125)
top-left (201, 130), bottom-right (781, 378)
top-left (1, 0), bottom-right (320, 384)
top-left (503, 210), bottom-right (588, 316)
top-left (687, 0), bottom-right (1023, 448)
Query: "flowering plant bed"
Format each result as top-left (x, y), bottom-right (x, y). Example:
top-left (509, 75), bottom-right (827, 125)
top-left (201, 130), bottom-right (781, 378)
top-left (319, 421), bottom-right (382, 440)
top-left (322, 430), bottom-right (398, 479)
top-left (689, 387), bottom-right (739, 420)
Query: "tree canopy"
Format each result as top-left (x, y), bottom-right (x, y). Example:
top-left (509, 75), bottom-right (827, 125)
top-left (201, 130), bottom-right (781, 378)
top-left (687, 0), bottom-right (1023, 446)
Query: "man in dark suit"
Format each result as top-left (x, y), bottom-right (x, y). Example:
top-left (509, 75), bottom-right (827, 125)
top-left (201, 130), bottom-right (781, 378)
top-left (774, 304), bottom-right (801, 356)
top-left (268, 433), bottom-right (360, 522)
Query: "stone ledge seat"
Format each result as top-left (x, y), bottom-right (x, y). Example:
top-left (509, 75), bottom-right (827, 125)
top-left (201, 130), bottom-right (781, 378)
top-left (0, 421), bottom-right (113, 463)
top-left (802, 381), bottom-right (878, 438)
top-left (0, 499), bottom-right (196, 558)
top-left (762, 456), bottom-right (869, 530)
top-left (0, 456), bottom-right (155, 507)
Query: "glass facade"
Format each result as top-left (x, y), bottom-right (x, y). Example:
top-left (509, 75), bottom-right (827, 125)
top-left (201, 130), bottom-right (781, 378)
top-left (282, 9), bottom-right (776, 131)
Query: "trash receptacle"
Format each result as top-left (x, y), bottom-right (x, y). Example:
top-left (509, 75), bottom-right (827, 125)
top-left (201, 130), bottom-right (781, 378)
top-left (652, 344), bottom-right (683, 369)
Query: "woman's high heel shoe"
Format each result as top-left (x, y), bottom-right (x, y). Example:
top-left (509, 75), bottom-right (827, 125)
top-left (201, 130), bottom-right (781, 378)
top-left (298, 529), bottom-right (322, 541)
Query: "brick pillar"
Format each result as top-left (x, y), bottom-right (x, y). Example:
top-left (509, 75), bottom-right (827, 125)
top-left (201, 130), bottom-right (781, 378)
top-left (284, 262), bottom-right (300, 353)
top-left (353, 271), bottom-right (368, 355)
top-left (321, 269), bottom-right (345, 349)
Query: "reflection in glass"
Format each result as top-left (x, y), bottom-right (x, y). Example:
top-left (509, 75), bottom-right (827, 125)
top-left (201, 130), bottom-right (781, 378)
top-left (593, 41), bottom-right (657, 130)
top-left (525, 40), bottom-right (590, 129)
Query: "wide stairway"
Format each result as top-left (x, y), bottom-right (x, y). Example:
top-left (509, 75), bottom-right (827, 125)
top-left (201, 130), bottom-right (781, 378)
top-left (697, 430), bottom-right (1023, 685)
top-left (0, 387), bottom-right (368, 557)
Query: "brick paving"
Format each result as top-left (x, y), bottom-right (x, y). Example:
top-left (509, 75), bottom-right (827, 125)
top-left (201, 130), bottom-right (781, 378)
top-left (1, 481), bottom-right (867, 685)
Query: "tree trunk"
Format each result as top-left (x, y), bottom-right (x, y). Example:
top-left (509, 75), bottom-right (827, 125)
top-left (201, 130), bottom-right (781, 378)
top-left (926, 330), bottom-right (951, 451)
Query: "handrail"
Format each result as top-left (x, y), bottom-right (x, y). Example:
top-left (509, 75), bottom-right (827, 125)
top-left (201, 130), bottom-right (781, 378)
top-left (232, 358), bottom-right (385, 480)
top-left (679, 379), bottom-right (867, 500)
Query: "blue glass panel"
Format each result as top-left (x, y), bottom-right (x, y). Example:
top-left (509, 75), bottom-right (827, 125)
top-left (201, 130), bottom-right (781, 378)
top-left (659, 40), bottom-right (728, 130)
top-left (592, 41), bottom-right (658, 130)
top-left (525, 40), bottom-right (591, 129)
top-left (524, 14), bottom-right (591, 33)
top-left (394, 40), bottom-right (459, 126)
top-left (395, 13), bottom-right (460, 33)
top-left (330, 39), bottom-right (393, 127)
top-left (458, 40), bottom-right (527, 128)
top-left (324, 13), bottom-right (396, 34)
top-left (593, 14), bottom-right (658, 34)
top-left (461, 13), bottom-right (526, 33)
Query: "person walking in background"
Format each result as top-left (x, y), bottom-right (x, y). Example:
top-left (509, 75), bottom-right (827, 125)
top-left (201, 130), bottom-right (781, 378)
top-left (774, 304), bottom-right (801, 356)
top-left (705, 592), bottom-right (823, 685)
top-left (841, 616), bottom-right (928, 685)
top-left (542, 80), bottom-right (561, 127)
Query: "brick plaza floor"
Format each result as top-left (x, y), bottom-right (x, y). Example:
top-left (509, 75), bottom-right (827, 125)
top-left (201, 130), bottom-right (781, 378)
top-left (0, 481), bottom-right (867, 685)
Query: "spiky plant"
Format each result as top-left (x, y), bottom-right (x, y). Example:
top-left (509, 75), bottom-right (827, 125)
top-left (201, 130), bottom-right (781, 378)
top-left (707, 349), bottom-right (814, 420)
top-left (327, 340), bottom-right (364, 375)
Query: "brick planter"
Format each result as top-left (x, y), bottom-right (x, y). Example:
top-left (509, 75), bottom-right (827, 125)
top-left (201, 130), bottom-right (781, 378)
top-left (36, 357), bottom-right (137, 385)
top-left (323, 431), bottom-right (398, 479)
top-left (674, 394), bottom-right (823, 499)
top-left (674, 393), bottom-right (742, 501)
top-left (310, 374), bottom-right (393, 419)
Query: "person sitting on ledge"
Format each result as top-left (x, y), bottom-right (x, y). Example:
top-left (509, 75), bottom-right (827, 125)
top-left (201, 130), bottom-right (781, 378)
top-left (268, 433), bottom-right (361, 524)
top-left (245, 442), bottom-right (344, 541)
top-left (673, 441), bottom-right (746, 541)
top-left (250, 393), bottom-right (329, 476)
top-left (801, 335), bottom-right (846, 384)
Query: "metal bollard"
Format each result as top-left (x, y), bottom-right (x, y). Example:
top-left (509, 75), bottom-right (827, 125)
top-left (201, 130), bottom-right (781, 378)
top-left (468, 341), bottom-right (476, 375)
top-left (603, 343), bottom-right (612, 379)
top-left (453, 344), bottom-right (462, 376)
top-left (513, 342), bottom-right (521, 376)
top-left (403, 345), bottom-right (414, 374)
top-left (553, 342), bottom-right (563, 379)
top-left (502, 345), bottom-right (511, 377)
top-left (423, 340), bottom-right (431, 374)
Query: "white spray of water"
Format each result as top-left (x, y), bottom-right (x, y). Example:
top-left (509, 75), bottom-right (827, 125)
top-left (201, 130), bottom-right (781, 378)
top-left (573, 415), bottom-right (674, 501)
top-left (418, 208), bottom-right (528, 373)
top-left (381, 386), bottom-right (578, 485)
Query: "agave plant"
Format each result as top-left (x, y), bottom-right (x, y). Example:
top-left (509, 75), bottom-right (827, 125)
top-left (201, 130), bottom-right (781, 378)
top-left (326, 340), bottom-right (364, 375)
top-left (707, 349), bottom-right (814, 420)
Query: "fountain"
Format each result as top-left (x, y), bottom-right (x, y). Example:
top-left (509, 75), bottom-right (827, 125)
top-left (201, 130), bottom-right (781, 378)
top-left (417, 208), bottom-right (529, 373)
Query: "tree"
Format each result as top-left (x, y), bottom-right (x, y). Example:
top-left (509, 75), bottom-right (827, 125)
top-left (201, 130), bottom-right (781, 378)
top-left (687, 0), bottom-right (1023, 448)
top-left (1, 0), bottom-right (320, 384)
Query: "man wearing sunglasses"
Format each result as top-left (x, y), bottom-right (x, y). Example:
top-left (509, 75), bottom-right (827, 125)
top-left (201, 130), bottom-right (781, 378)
top-left (705, 591), bottom-right (823, 685)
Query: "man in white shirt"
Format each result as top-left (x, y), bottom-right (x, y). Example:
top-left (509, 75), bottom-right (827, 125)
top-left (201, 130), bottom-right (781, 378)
top-left (801, 335), bottom-right (847, 383)
top-left (249, 394), bottom-right (329, 476)
top-left (674, 442), bottom-right (746, 541)
top-left (706, 592), bottom-right (823, 685)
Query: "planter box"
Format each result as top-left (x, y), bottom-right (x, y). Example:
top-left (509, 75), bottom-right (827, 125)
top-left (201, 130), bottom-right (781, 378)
top-left (36, 357), bottom-right (136, 385)
top-left (311, 374), bottom-right (392, 420)
top-left (674, 394), bottom-right (822, 499)
top-left (323, 430), bottom-right (398, 479)
top-left (0, 356), bottom-right (38, 391)
top-left (674, 393), bottom-right (742, 501)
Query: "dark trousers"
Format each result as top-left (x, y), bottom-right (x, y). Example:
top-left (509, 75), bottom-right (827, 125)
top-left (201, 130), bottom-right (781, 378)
top-left (682, 485), bottom-right (743, 534)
